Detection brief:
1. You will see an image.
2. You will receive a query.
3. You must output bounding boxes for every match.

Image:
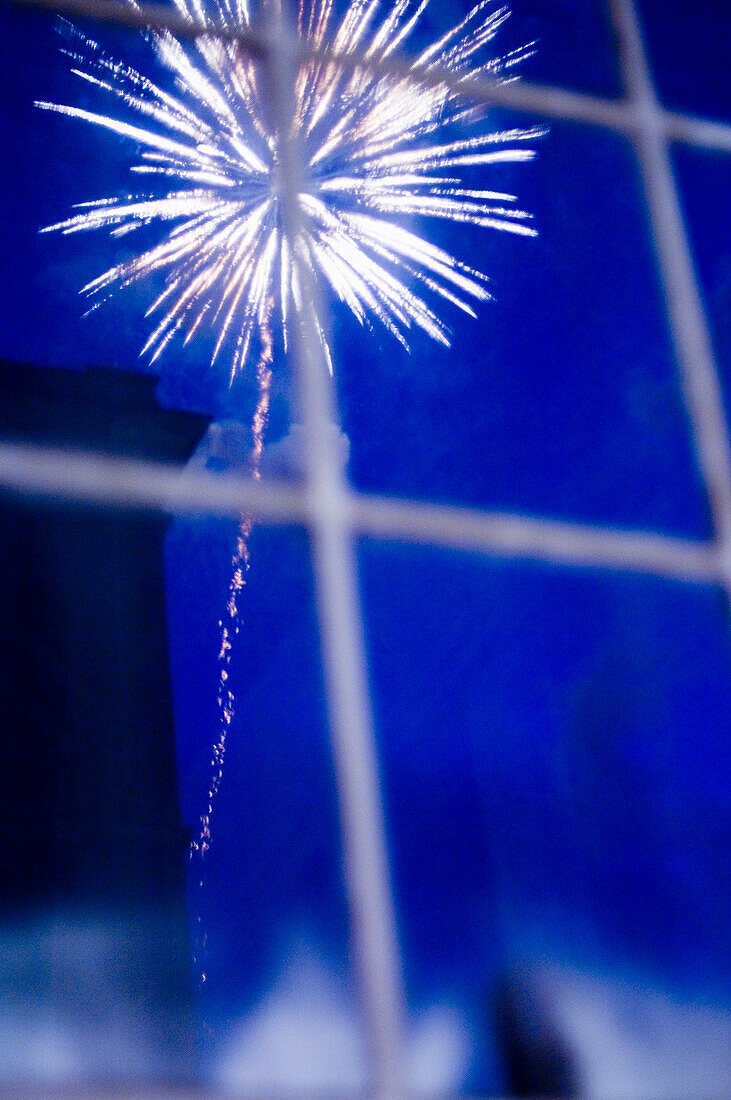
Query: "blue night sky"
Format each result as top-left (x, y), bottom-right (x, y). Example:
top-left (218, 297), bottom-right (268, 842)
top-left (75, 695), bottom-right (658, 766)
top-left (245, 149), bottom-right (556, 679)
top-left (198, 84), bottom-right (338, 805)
top-left (1, 0), bottom-right (729, 1090)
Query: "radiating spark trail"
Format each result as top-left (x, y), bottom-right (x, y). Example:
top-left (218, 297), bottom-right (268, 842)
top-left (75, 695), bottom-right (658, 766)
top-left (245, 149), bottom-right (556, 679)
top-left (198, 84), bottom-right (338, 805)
top-left (38, 0), bottom-right (543, 373)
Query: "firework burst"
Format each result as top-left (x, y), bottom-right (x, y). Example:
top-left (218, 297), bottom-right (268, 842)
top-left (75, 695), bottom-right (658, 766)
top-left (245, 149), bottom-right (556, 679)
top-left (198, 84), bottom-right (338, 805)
top-left (37, 0), bottom-right (543, 382)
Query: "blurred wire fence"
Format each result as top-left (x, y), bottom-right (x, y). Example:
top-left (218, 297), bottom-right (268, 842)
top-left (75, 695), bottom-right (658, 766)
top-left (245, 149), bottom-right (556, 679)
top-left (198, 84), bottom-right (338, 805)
top-left (1, 0), bottom-right (730, 1094)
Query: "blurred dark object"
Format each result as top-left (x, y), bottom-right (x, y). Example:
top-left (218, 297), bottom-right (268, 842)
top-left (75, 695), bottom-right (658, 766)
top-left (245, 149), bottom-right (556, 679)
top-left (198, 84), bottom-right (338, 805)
top-left (493, 969), bottom-right (579, 1097)
top-left (0, 358), bottom-right (209, 460)
top-left (0, 360), bottom-right (208, 1083)
top-left (0, 359), bottom-right (208, 909)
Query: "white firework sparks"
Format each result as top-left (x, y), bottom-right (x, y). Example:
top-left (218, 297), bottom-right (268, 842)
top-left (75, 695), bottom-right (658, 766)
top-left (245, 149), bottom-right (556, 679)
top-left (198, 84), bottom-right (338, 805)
top-left (37, 0), bottom-right (543, 381)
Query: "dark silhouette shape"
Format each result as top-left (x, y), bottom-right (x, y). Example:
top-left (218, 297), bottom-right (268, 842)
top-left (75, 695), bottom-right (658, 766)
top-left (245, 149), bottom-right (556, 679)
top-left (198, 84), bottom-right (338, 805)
top-left (493, 969), bottom-right (579, 1097)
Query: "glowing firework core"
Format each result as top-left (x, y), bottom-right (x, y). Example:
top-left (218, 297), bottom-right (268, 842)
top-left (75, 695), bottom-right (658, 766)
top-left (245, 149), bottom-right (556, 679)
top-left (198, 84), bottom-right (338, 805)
top-left (38, 0), bottom-right (543, 381)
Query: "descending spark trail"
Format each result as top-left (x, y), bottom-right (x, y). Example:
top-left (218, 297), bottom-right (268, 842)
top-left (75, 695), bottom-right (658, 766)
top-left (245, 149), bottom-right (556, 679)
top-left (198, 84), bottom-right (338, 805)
top-left (37, 0), bottom-right (543, 377)
top-left (197, 328), bottom-right (272, 862)
top-left (190, 315), bottom-right (272, 988)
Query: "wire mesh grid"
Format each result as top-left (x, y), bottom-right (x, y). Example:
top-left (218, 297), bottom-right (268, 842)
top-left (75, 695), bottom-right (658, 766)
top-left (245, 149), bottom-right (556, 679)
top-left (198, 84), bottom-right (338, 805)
top-left (2, 0), bottom-right (730, 1094)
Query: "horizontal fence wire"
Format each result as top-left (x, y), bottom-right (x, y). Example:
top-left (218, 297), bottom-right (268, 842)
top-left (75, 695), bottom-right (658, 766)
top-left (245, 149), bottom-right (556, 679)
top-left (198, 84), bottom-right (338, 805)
top-left (5, 0), bottom-right (731, 153)
top-left (0, 439), bottom-right (724, 584)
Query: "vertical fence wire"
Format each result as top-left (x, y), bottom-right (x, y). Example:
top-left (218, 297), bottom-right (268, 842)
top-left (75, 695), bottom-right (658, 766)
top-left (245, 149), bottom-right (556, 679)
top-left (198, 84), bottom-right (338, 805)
top-left (264, 7), bottom-right (405, 1095)
top-left (609, 0), bottom-right (731, 592)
